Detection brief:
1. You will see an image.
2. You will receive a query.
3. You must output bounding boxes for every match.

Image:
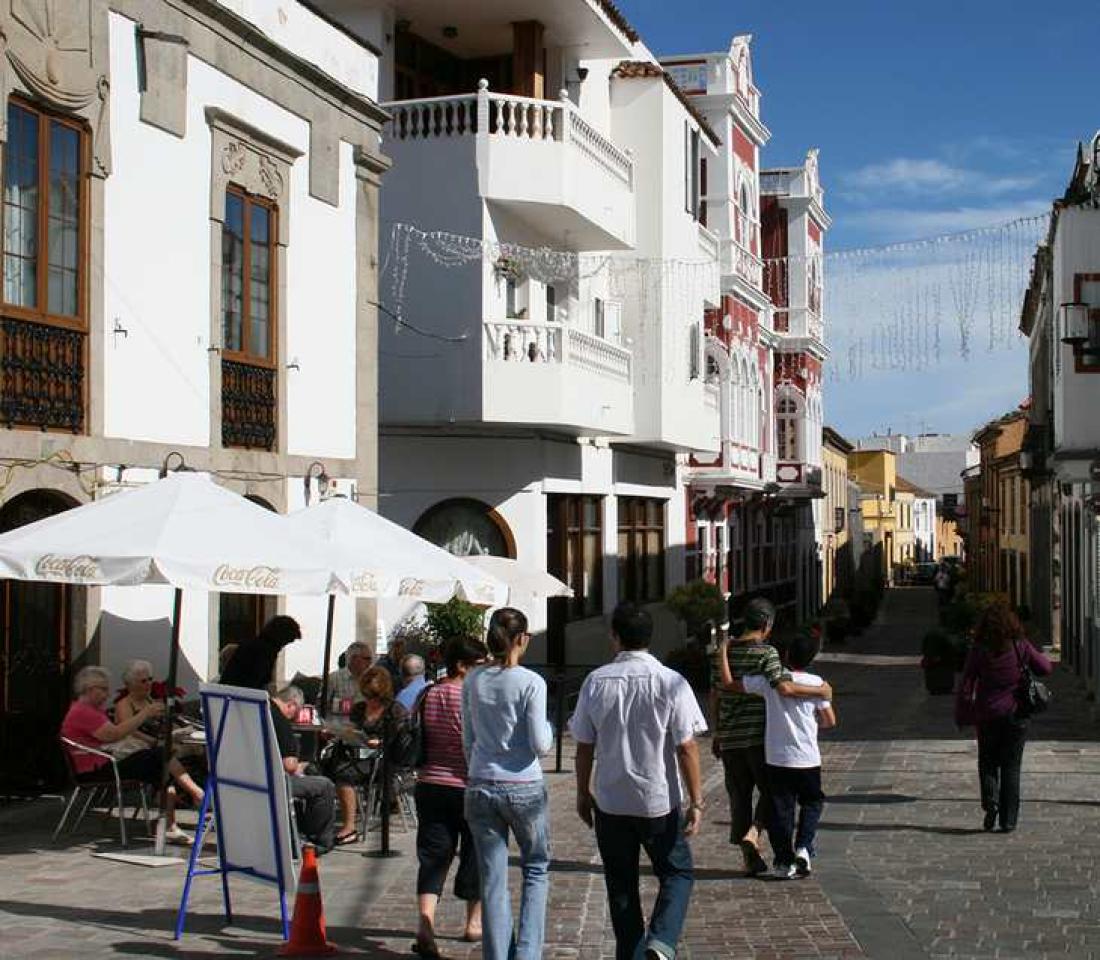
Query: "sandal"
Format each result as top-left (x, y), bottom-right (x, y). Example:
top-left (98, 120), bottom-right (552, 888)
top-left (334, 831), bottom-right (360, 846)
top-left (411, 941), bottom-right (443, 958)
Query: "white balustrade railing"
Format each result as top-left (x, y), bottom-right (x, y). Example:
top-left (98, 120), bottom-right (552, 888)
top-left (566, 328), bottom-right (632, 381)
top-left (697, 223), bottom-right (720, 263)
top-left (482, 321), bottom-right (631, 384)
top-left (721, 238), bottom-right (763, 288)
top-left (483, 321), bottom-right (562, 364)
top-left (760, 452), bottom-right (777, 483)
top-left (759, 171), bottom-right (790, 196)
top-left (382, 81), bottom-right (634, 187)
top-left (567, 107), bottom-right (633, 186)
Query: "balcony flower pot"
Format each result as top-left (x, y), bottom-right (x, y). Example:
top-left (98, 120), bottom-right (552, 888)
top-left (921, 629), bottom-right (960, 695)
top-left (493, 255), bottom-right (523, 282)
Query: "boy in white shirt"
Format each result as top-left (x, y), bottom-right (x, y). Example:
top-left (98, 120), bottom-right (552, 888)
top-left (718, 631), bottom-right (835, 880)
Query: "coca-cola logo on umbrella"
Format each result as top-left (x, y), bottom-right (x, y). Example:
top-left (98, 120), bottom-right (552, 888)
top-left (34, 554), bottom-right (103, 581)
top-left (212, 564), bottom-right (281, 590)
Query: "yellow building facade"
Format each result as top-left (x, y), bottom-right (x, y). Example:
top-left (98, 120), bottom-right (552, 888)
top-left (849, 449), bottom-right (899, 581)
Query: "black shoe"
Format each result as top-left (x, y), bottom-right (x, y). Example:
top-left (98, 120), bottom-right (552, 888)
top-left (999, 824), bottom-right (1016, 834)
top-left (982, 809), bottom-right (998, 831)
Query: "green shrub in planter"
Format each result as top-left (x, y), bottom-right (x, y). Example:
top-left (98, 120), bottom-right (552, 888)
top-left (425, 596), bottom-right (487, 647)
top-left (666, 579), bottom-right (726, 643)
top-left (920, 629), bottom-right (959, 695)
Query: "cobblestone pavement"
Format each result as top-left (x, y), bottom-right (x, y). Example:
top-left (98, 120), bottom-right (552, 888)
top-left (4, 586), bottom-right (1100, 959)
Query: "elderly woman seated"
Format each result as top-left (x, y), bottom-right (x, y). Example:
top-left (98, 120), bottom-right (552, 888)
top-left (61, 665), bottom-right (205, 843)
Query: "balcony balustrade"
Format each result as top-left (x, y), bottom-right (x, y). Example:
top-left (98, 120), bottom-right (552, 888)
top-left (720, 237), bottom-right (763, 289)
top-left (383, 84), bottom-right (634, 249)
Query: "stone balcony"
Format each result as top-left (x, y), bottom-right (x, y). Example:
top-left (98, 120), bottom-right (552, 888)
top-left (481, 319), bottom-right (633, 435)
top-left (383, 83), bottom-right (635, 250)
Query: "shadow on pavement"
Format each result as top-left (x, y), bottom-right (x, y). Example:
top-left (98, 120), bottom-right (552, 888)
top-left (819, 821), bottom-right (985, 837)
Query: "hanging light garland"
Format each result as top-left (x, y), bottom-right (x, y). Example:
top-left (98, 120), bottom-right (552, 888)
top-left (383, 214), bottom-right (1049, 382)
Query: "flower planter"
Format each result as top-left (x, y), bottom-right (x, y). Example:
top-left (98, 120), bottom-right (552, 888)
top-left (922, 661), bottom-right (955, 695)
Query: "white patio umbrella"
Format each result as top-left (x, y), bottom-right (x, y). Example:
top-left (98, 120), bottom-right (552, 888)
top-left (0, 471), bottom-right (346, 850)
top-left (462, 554), bottom-right (572, 609)
top-left (285, 496), bottom-right (508, 712)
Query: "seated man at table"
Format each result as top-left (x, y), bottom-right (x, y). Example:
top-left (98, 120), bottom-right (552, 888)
top-left (325, 641), bottom-right (373, 717)
top-left (395, 654), bottom-right (429, 711)
top-left (270, 685), bottom-right (337, 854)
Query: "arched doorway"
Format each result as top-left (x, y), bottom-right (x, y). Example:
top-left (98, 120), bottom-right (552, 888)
top-left (413, 498), bottom-right (515, 558)
top-left (217, 495), bottom-right (278, 655)
top-left (0, 488), bottom-right (81, 792)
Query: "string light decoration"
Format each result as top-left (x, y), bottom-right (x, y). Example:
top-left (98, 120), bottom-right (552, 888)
top-left (384, 215), bottom-right (1050, 384)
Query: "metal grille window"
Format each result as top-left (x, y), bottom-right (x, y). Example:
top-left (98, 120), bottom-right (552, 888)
top-left (222, 186), bottom-right (276, 449)
top-left (0, 99), bottom-right (87, 432)
top-left (547, 494), bottom-right (603, 620)
top-left (618, 497), bottom-right (665, 604)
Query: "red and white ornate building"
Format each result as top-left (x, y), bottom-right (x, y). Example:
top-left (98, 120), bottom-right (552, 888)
top-left (663, 37), bottom-right (830, 625)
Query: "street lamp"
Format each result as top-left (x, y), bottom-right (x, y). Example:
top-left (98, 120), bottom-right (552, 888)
top-left (1060, 302), bottom-right (1090, 345)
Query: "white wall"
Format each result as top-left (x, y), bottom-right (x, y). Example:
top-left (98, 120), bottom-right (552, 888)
top-left (105, 13), bottom-right (360, 457)
top-left (215, 0), bottom-right (378, 100)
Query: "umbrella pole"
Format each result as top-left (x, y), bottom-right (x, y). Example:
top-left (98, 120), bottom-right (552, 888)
top-left (319, 594), bottom-right (336, 716)
top-left (156, 587), bottom-right (184, 856)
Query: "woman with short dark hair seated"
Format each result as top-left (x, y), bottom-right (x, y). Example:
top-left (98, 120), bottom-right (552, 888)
top-left (61, 665), bottom-right (205, 843)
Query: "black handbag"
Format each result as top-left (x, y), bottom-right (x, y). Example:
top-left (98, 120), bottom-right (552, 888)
top-left (1015, 641), bottom-right (1051, 718)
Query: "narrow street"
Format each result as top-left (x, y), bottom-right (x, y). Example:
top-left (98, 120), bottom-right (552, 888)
top-left (3, 586), bottom-right (1100, 959)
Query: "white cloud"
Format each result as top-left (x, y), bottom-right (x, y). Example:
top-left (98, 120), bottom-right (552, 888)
top-left (839, 199), bottom-right (1050, 243)
top-left (842, 157), bottom-right (1040, 200)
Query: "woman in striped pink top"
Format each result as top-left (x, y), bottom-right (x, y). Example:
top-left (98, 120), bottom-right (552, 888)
top-left (413, 636), bottom-right (488, 958)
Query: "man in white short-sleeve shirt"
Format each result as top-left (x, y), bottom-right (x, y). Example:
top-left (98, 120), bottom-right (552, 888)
top-left (570, 602), bottom-right (707, 960)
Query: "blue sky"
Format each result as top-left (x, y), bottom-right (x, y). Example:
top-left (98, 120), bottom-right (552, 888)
top-left (620, 0), bottom-right (1092, 439)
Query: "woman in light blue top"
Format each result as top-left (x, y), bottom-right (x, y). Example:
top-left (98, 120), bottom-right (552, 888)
top-left (462, 607), bottom-right (554, 960)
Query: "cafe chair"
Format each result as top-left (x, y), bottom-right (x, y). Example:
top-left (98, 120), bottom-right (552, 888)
top-left (53, 737), bottom-right (153, 848)
top-left (360, 751), bottom-right (416, 834)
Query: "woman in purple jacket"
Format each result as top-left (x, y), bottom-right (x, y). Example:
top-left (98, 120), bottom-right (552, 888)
top-left (956, 601), bottom-right (1052, 833)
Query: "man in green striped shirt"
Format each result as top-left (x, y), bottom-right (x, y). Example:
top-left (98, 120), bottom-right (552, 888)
top-left (709, 598), bottom-right (833, 875)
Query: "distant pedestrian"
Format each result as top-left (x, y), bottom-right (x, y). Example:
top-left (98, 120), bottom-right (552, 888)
top-left (934, 563), bottom-right (951, 606)
top-left (710, 598), bottom-right (833, 875)
top-left (718, 630), bottom-right (835, 879)
top-left (462, 608), bottom-right (554, 960)
top-left (571, 602), bottom-right (707, 960)
top-left (955, 600), bottom-right (1052, 832)
top-left (377, 636), bottom-right (407, 686)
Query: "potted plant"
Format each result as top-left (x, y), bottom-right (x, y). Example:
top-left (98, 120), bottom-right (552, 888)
top-left (821, 596), bottom-right (851, 645)
top-left (493, 254), bottom-right (523, 282)
top-left (920, 629), bottom-right (957, 695)
top-left (666, 579), bottom-right (726, 643)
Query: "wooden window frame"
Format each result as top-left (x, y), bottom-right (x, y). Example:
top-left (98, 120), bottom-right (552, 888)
top-left (618, 497), bottom-right (666, 604)
top-left (1073, 273), bottom-right (1100, 373)
top-left (1, 96), bottom-right (90, 333)
top-left (222, 184), bottom-right (277, 370)
top-left (547, 493), bottom-right (603, 621)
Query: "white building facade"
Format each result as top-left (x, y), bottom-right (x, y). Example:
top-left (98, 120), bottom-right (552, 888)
top-left (1020, 136), bottom-right (1100, 687)
top-left (0, 0), bottom-right (386, 791)
top-left (662, 39), bottom-right (829, 627)
top-left (323, 0), bottom-right (720, 664)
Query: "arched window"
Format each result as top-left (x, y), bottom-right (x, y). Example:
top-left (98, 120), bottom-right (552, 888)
top-left (777, 396), bottom-right (800, 461)
top-left (414, 498), bottom-right (515, 558)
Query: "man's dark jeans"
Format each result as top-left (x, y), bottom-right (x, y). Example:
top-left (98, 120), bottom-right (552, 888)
top-left (594, 807), bottom-right (694, 960)
top-left (720, 744), bottom-right (770, 845)
top-left (977, 716), bottom-right (1028, 829)
top-left (765, 765), bottom-right (824, 866)
top-left (290, 774), bottom-right (337, 853)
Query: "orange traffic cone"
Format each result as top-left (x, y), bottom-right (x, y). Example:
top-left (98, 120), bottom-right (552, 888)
top-left (279, 845), bottom-right (337, 956)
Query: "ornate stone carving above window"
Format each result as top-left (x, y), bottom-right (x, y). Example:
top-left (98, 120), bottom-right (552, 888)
top-left (205, 107), bottom-right (301, 245)
top-left (0, 0), bottom-right (111, 176)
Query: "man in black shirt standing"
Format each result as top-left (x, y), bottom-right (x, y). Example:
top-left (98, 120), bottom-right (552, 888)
top-left (270, 686), bottom-right (337, 854)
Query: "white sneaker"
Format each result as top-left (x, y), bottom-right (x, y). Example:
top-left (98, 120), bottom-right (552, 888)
top-left (794, 848), bottom-right (812, 877)
top-left (164, 824), bottom-right (191, 845)
top-left (768, 863), bottom-right (796, 880)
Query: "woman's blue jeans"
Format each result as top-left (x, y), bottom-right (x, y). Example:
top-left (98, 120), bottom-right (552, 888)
top-left (465, 780), bottom-right (550, 960)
